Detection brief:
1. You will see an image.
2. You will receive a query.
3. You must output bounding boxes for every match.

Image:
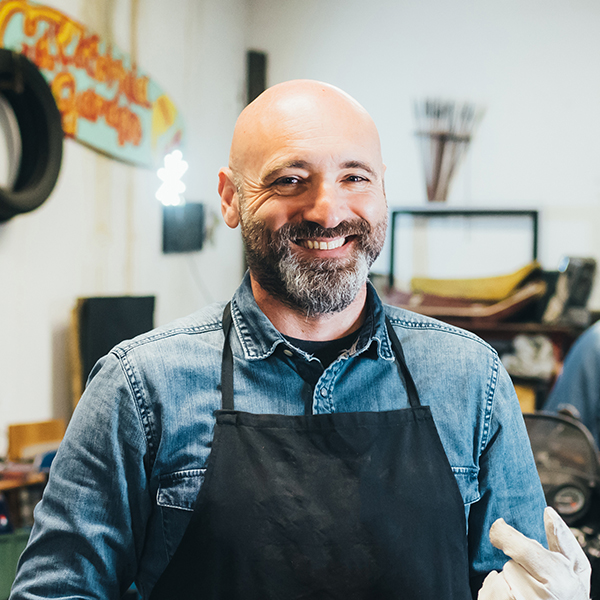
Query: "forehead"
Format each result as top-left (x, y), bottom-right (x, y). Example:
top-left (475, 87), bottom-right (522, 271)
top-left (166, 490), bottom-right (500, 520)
top-left (237, 93), bottom-right (383, 178)
top-left (261, 135), bottom-right (380, 180)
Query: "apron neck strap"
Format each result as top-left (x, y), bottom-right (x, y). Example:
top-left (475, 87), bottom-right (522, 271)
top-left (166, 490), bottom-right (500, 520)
top-left (221, 303), bottom-right (422, 411)
top-left (221, 303), bottom-right (234, 410)
top-left (385, 317), bottom-right (422, 409)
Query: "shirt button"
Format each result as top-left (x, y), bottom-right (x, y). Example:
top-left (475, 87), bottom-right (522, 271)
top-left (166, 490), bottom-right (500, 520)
top-left (320, 388), bottom-right (327, 397)
top-left (283, 349), bottom-right (293, 357)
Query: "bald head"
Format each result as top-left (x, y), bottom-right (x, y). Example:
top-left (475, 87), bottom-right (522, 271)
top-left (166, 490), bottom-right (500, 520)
top-left (219, 78), bottom-right (387, 234)
top-left (218, 79), bottom-right (388, 325)
top-left (229, 80), bottom-right (383, 177)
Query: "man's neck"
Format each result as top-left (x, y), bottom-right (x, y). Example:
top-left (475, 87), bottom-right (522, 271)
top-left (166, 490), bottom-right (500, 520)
top-left (249, 276), bottom-right (368, 341)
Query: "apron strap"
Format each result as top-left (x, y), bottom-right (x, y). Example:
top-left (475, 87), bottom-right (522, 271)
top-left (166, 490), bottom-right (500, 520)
top-left (221, 303), bottom-right (234, 410)
top-left (221, 303), bottom-right (422, 411)
top-left (385, 317), bottom-right (422, 409)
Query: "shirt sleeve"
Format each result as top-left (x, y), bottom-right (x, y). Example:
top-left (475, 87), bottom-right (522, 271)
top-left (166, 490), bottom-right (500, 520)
top-left (9, 353), bottom-right (151, 600)
top-left (467, 362), bottom-right (547, 593)
top-left (544, 322), bottom-right (600, 447)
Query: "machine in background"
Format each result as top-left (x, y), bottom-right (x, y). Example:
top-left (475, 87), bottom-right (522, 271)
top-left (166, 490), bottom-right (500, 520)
top-left (524, 412), bottom-right (600, 595)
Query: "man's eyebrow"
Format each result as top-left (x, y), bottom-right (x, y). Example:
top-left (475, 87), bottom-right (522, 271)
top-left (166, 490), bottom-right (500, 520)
top-left (262, 160), bottom-right (312, 182)
top-left (341, 161), bottom-right (376, 176)
top-left (262, 159), bottom-right (378, 182)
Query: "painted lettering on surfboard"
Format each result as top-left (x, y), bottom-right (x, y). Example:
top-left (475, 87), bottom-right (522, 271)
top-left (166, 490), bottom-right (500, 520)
top-left (0, 0), bottom-right (184, 168)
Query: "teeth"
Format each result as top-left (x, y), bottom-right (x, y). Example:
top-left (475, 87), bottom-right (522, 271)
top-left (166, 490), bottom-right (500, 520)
top-left (304, 238), bottom-right (345, 250)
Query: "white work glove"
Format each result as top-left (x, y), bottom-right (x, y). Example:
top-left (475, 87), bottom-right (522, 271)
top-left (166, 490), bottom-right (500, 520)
top-left (478, 506), bottom-right (591, 600)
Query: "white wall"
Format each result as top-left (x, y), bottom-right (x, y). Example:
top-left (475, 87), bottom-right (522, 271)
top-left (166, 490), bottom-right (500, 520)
top-left (3, 0), bottom-right (600, 455)
top-left (0, 0), bottom-right (247, 455)
top-left (247, 0), bottom-right (600, 291)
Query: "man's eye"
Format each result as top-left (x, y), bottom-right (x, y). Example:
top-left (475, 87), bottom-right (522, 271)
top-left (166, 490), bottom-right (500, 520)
top-left (346, 175), bottom-right (368, 183)
top-left (273, 176), bottom-right (301, 186)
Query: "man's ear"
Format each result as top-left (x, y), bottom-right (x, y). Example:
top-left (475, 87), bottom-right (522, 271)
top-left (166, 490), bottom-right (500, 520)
top-left (218, 168), bottom-right (240, 228)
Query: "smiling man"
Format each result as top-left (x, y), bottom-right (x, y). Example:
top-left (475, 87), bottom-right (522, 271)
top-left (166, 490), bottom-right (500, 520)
top-left (10, 81), bottom-right (589, 600)
top-left (220, 80), bottom-right (388, 335)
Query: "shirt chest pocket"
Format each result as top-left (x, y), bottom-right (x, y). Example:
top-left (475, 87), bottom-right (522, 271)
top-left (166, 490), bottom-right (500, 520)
top-left (451, 467), bottom-right (480, 506)
top-left (156, 469), bottom-right (206, 558)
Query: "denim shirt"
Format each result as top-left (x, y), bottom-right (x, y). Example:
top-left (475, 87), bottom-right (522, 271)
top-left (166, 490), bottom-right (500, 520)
top-left (10, 273), bottom-right (546, 600)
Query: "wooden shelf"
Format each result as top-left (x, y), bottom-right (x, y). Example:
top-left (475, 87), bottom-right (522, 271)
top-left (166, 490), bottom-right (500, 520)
top-left (441, 321), bottom-right (582, 335)
top-left (442, 321), bottom-right (583, 363)
top-left (0, 472), bottom-right (46, 492)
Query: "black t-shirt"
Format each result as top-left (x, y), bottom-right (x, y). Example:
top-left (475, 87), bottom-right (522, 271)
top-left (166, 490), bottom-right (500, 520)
top-left (283, 329), bottom-right (360, 369)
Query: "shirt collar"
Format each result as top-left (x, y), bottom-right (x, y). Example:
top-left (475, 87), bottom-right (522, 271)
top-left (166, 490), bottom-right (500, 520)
top-left (230, 271), bottom-right (395, 362)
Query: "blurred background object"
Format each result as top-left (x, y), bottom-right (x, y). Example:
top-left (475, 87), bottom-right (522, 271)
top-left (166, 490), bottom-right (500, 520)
top-left (414, 99), bottom-right (483, 202)
top-left (543, 257), bottom-right (597, 328)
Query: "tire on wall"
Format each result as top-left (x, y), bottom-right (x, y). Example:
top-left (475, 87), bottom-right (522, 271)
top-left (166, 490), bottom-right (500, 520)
top-left (0, 50), bottom-right (63, 222)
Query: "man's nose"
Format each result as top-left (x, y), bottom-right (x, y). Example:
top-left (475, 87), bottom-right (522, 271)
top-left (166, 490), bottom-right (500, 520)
top-left (301, 182), bottom-right (347, 229)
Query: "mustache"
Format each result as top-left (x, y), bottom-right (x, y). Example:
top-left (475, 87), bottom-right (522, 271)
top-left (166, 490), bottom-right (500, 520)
top-left (273, 219), bottom-right (372, 244)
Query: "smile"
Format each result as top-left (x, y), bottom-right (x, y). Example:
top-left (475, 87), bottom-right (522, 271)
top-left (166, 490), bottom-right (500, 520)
top-left (298, 237), bottom-right (346, 250)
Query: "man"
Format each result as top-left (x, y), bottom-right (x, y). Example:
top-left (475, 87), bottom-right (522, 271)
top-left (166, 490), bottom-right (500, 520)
top-left (10, 80), bottom-right (589, 599)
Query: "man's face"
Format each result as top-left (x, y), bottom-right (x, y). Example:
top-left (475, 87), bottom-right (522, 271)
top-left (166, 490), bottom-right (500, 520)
top-left (230, 90), bottom-right (388, 316)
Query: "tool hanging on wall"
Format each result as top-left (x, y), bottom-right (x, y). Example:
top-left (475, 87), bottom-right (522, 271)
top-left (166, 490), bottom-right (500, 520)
top-left (414, 99), bottom-right (483, 202)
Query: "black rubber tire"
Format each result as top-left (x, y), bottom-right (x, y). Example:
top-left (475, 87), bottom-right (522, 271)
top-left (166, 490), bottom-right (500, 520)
top-left (0, 50), bottom-right (63, 222)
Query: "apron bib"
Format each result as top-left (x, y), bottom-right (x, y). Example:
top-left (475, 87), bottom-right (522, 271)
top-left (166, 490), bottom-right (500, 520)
top-left (150, 304), bottom-right (472, 599)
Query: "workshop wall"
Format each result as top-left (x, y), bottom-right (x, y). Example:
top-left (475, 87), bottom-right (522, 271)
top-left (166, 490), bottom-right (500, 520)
top-left (247, 0), bottom-right (600, 297)
top-left (2, 0), bottom-right (600, 455)
top-left (0, 0), bottom-right (247, 455)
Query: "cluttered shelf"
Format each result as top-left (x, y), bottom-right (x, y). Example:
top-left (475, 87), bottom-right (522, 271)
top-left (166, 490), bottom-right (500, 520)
top-left (0, 421), bottom-right (64, 599)
top-left (0, 419), bottom-right (64, 531)
top-left (376, 276), bottom-right (587, 411)
top-left (445, 321), bottom-right (585, 412)
top-left (0, 465), bottom-right (48, 598)
top-left (441, 321), bottom-right (583, 357)
top-left (0, 466), bottom-right (47, 534)
top-left (374, 208), bottom-right (597, 411)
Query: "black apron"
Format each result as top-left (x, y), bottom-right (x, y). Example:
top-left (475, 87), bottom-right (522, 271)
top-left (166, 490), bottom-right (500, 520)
top-left (149, 305), bottom-right (472, 599)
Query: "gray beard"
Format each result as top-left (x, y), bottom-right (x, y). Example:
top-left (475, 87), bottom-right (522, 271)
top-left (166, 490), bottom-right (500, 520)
top-left (240, 212), bottom-right (387, 317)
top-left (276, 246), bottom-right (371, 317)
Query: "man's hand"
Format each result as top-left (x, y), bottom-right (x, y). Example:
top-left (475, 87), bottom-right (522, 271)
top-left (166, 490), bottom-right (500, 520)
top-left (478, 506), bottom-right (591, 599)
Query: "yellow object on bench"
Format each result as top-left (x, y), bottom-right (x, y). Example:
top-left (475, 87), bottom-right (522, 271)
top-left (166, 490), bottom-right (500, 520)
top-left (410, 261), bottom-right (541, 302)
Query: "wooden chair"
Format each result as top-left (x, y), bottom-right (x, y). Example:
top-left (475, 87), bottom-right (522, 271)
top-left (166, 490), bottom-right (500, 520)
top-left (7, 419), bottom-right (65, 462)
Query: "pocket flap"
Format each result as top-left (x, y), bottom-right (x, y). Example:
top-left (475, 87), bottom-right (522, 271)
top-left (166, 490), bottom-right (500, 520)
top-left (156, 469), bottom-right (206, 511)
top-left (452, 467), bottom-right (480, 505)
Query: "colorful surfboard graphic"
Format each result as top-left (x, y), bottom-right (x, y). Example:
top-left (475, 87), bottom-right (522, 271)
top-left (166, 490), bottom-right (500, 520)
top-left (0, 0), bottom-right (184, 168)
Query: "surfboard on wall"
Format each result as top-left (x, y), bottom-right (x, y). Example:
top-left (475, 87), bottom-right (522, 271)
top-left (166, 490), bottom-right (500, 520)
top-left (0, 0), bottom-right (184, 169)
